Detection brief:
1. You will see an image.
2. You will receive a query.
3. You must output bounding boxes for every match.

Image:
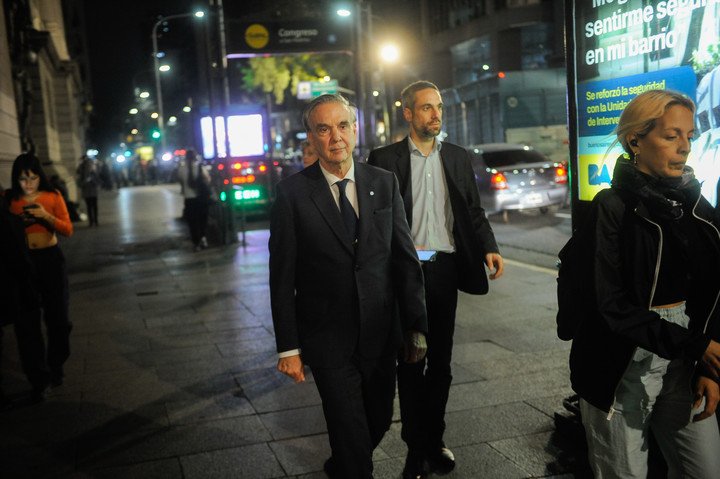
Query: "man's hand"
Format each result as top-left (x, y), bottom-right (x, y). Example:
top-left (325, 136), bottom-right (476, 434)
top-left (693, 375), bottom-right (720, 422)
top-left (485, 252), bottom-right (504, 280)
top-left (277, 354), bottom-right (306, 383)
top-left (701, 340), bottom-right (720, 379)
top-left (403, 330), bottom-right (427, 364)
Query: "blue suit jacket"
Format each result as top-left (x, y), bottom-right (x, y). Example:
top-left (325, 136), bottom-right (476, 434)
top-left (269, 160), bottom-right (427, 366)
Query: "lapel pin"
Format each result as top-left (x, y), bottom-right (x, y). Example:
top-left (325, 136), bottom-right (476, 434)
top-left (370, 191), bottom-right (374, 196)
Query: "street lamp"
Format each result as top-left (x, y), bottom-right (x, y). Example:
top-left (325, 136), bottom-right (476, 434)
top-left (336, 1), bottom-right (370, 152)
top-left (376, 42), bottom-right (400, 144)
top-left (152, 10), bottom-right (205, 155)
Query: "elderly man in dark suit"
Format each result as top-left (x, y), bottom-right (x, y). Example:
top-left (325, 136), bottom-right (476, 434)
top-left (269, 93), bottom-right (428, 479)
top-left (368, 80), bottom-right (504, 479)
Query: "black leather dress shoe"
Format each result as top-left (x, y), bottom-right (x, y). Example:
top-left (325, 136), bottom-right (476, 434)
top-left (29, 384), bottom-right (50, 404)
top-left (427, 446), bottom-right (455, 474)
top-left (323, 457), bottom-right (337, 478)
top-left (402, 449), bottom-right (429, 479)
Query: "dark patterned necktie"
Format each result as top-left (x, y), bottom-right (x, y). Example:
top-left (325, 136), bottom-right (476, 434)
top-left (336, 179), bottom-right (358, 240)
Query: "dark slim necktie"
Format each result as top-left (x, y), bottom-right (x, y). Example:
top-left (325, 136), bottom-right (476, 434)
top-left (335, 179), bottom-right (358, 241)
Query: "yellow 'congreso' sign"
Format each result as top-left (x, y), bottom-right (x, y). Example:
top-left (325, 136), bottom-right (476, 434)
top-left (244, 24), bottom-right (269, 49)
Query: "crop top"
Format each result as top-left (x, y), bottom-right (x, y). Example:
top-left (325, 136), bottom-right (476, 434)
top-left (9, 190), bottom-right (73, 237)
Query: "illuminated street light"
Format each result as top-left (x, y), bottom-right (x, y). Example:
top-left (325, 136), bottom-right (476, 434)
top-left (336, 1), bottom-right (370, 150)
top-left (380, 43), bottom-right (399, 63)
top-left (152, 10), bottom-right (205, 154)
top-left (139, 91), bottom-right (150, 99)
top-left (376, 42), bottom-right (401, 143)
top-left (129, 108), bottom-right (139, 115)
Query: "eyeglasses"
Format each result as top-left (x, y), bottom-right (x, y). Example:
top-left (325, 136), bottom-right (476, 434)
top-left (19, 175), bottom-right (39, 183)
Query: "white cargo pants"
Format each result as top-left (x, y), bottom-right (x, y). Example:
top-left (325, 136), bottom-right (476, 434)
top-left (580, 303), bottom-right (720, 479)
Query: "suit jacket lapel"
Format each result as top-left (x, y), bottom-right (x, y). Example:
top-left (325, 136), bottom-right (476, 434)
top-left (355, 163), bottom-right (374, 250)
top-left (307, 162), bottom-right (356, 255)
top-left (393, 139), bottom-right (414, 226)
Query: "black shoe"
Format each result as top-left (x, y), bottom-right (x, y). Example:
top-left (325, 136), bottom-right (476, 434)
top-left (29, 385), bottom-right (50, 403)
top-left (427, 446), bottom-right (455, 474)
top-left (50, 369), bottom-right (64, 387)
top-left (323, 457), bottom-right (338, 478)
top-left (0, 389), bottom-right (12, 411)
top-left (402, 449), bottom-right (429, 479)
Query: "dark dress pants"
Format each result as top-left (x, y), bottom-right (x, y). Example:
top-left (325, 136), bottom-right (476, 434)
top-left (185, 198), bottom-right (209, 246)
top-left (311, 354), bottom-right (396, 479)
top-left (29, 245), bottom-right (71, 379)
top-left (84, 196), bottom-right (98, 225)
top-left (12, 307), bottom-right (50, 390)
top-left (398, 252), bottom-right (458, 452)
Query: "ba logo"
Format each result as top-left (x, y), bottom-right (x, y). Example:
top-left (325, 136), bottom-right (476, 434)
top-left (588, 164), bottom-right (611, 185)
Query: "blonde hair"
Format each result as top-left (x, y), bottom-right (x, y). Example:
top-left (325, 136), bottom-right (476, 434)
top-left (613, 89), bottom-right (695, 158)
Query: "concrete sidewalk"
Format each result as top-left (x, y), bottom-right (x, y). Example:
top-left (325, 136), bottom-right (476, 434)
top-left (0, 184), bottom-right (576, 478)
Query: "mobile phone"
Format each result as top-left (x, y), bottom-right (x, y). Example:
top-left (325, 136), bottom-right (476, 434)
top-left (416, 249), bottom-right (438, 262)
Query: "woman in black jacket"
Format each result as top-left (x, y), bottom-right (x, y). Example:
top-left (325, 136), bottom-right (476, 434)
top-left (570, 89), bottom-right (720, 478)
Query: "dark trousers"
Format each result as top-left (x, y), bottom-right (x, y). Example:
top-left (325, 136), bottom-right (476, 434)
top-left (398, 252), bottom-right (458, 452)
top-left (185, 198), bottom-right (209, 246)
top-left (84, 196), bottom-right (98, 225)
top-left (311, 354), bottom-right (396, 479)
top-left (12, 307), bottom-right (50, 390)
top-left (29, 245), bottom-right (71, 378)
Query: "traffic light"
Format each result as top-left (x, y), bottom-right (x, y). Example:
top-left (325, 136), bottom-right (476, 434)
top-left (150, 128), bottom-right (161, 140)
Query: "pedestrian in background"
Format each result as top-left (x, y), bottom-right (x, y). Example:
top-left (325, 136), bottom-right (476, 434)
top-left (177, 149), bottom-right (210, 251)
top-left (269, 94), bottom-right (428, 478)
top-left (300, 139), bottom-right (318, 168)
top-left (368, 80), bottom-right (504, 479)
top-left (76, 155), bottom-right (100, 226)
top-left (7, 153), bottom-right (74, 389)
top-left (570, 89), bottom-right (720, 477)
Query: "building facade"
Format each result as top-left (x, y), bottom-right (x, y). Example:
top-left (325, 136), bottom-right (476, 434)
top-left (0, 0), bottom-right (88, 199)
top-left (415, 0), bottom-right (568, 161)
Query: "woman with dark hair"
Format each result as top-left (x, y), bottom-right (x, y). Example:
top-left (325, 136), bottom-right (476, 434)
top-left (7, 153), bottom-right (73, 388)
top-left (570, 90), bottom-right (720, 477)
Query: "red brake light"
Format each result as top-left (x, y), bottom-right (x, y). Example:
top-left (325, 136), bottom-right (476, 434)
top-left (555, 166), bottom-right (568, 184)
top-left (490, 172), bottom-right (508, 190)
top-left (217, 163), bottom-right (225, 171)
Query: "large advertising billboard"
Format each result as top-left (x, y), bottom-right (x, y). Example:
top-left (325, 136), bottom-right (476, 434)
top-left (568, 0), bottom-right (720, 210)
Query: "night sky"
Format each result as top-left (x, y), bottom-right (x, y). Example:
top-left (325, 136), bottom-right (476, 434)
top-left (81, 0), bottom-right (419, 155)
top-left (82, 0), bottom-right (198, 153)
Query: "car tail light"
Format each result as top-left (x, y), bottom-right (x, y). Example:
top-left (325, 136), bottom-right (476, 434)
top-left (490, 172), bottom-right (508, 190)
top-left (554, 166), bottom-right (568, 184)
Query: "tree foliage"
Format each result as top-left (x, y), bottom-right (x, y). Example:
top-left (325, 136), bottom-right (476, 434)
top-left (240, 54), bottom-right (352, 104)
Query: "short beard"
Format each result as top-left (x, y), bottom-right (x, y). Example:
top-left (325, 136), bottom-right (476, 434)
top-left (419, 125), bottom-right (440, 139)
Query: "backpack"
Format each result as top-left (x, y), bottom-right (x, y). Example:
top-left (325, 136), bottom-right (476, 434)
top-left (555, 221), bottom-right (596, 341)
top-left (556, 189), bottom-right (636, 340)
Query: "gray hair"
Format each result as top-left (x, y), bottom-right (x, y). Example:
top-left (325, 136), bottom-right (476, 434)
top-left (302, 94), bottom-right (356, 131)
top-left (401, 80), bottom-right (440, 110)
